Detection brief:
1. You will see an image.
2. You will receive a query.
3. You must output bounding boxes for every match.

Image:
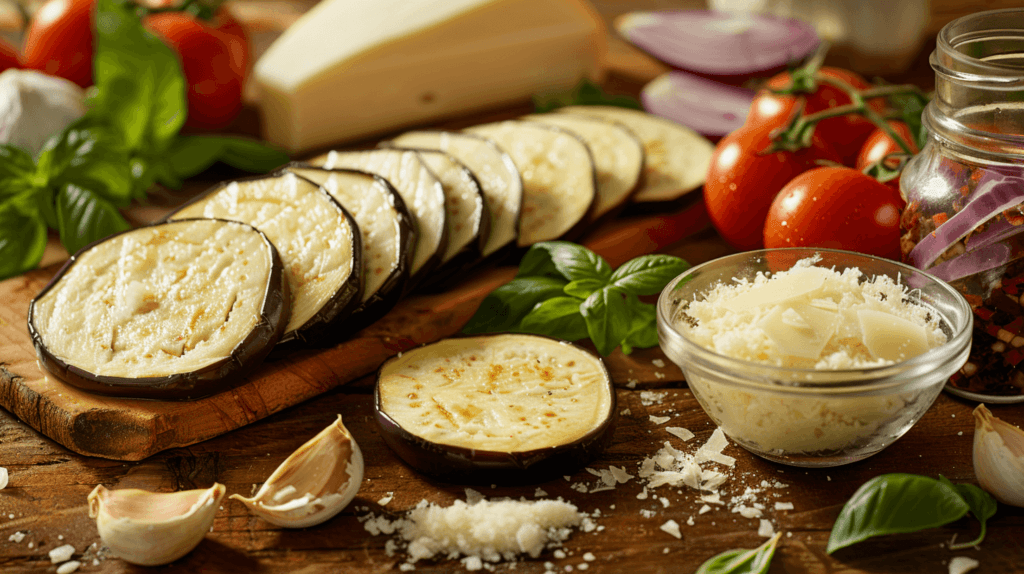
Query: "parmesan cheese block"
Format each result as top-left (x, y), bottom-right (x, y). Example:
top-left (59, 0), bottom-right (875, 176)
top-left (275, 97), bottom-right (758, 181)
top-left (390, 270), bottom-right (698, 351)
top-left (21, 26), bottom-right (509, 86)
top-left (254, 0), bottom-right (607, 153)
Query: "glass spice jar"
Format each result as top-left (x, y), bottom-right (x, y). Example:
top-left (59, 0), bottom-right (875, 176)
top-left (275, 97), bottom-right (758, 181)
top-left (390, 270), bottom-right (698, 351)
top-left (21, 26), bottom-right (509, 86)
top-left (900, 8), bottom-right (1024, 402)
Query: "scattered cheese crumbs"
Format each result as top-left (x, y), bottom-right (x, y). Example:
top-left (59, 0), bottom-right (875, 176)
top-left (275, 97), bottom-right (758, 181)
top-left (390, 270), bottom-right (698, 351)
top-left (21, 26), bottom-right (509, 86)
top-left (686, 516), bottom-right (695, 526)
top-left (660, 520), bottom-right (682, 539)
top-left (652, 359), bottom-right (666, 368)
top-left (699, 505), bottom-right (712, 515)
top-left (636, 487), bottom-right (648, 500)
top-left (49, 544), bottom-right (76, 563)
top-left (56, 561), bottom-right (81, 574)
top-left (700, 493), bottom-right (723, 505)
top-left (554, 550), bottom-right (567, 559)
top-left (378, 492), bottom-right (395, 506)
top-left (640, 391), bottom-right (667, 406)
top-left (649, 415), bottom-right (671, 425)
top-left (58, 535), bottom-right (64, 541)
top-left (0, 467), bottom-right (7, 489)
top-left (399, 563), bottom-right (415, 572)
top-left (578, 564), bottom-right (589, 570)
top-left (583, 552), bottom-right (595, 562)
top-left (609, 466), bottom-right (634, 484)
top-left (535, 488), bottom-right (548, 497)
top-left (659, 497), bottom-right (670, 508)
top-left (774, 502), bottom-right (794, 511)
top-left (666, 427), bottom-right (695, 442)
top-left (362, 496), bottom-right (588, 567)
top-left (571, 483), bottom-right (588, 493)
top-left (948, 556), bottom-right (980, 574)
top-left (757, 519), bottom-right (774, 538)
top-left (654, 372), bottom-right (666, 379)
top-left (28, 542), bottom-right (34, 549)
top-left (626, 380), bottom-right (637, 389)
top-left (640, 509), bottom-right (657, 518)
top-left (620, 408), bottom-right (632, 416)
top-left (8, 531), bottom-right (25, 543)
top-left (734, 506), bottom-right (762, 519)
top-left (465, 489), bottom-right (485, 505)
top-left (7, 513), bottom-right (12, 519)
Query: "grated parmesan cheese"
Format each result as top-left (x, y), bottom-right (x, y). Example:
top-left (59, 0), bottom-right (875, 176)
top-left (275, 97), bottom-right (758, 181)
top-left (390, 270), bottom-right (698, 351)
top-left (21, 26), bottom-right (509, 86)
top-left (948, 556), bottom-right (980, 574)
top-left (659, 520), bottom-right (681, 539)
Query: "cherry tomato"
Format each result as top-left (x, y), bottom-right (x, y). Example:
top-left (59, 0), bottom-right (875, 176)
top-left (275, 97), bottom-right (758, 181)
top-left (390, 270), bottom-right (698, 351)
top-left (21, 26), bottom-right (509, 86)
top-left (856, 120), bottom-right (919, 169)
top-left (144, 8), bottom-right (247, 130)
top-left (0, 39), bottom-right (18, 72)
top-left (748, 67), bottom-right (884, 166)
top-left (704, 121), bottom-right (838, 251)
top-left (764, 166), bottom-right (905, 260)
top-left (22, 0), bottom-right (94, 88)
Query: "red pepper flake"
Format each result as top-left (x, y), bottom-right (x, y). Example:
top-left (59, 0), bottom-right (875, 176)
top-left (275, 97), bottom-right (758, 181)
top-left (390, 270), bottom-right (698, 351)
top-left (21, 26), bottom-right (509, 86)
top-left (975, 307), bottom-right (995, 321)
top-left (1007, 349), bottom-right (1024, 366)
top-left (932, 212), bottom-right (949, 227)
top-left (1007, 317), bottom-right (1024, 335)
top-left (987, 323), bottom-right (1002, 338)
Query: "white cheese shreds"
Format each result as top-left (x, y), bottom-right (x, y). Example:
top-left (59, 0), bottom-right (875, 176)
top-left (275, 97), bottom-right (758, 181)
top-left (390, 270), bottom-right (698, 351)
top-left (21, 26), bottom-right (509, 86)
top-left (666, 427), bottom-right (695, 442)
top-left (0, 467), bottom-right (7, 489)
top-left (698, 505), bottom-right (712, 515)
top-left (49, 544), bottom-right (76, 563)
top-left (659, 520), bottom-right (682, 539)
top-left (649, 415), bottom-right (671, 425)
top-left (948, 556), bottom-right (980, 574)
top-left (774, 502), bottom-right (794, 511)
top-left (640, 391), bottom-right (667, 406)
top-left (757, 519), bottom-right (775, 538)
top-left (378, 492), bottom-right (395, 506)
top-left (56, 561), bottom-right (81, 574)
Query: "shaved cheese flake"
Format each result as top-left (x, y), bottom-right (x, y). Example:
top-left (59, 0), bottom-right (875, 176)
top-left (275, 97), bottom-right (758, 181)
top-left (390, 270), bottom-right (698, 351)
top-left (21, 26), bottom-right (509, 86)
top-left (660, 519), bottom-right (682, 539)
top-left (666, 427), bottom-right (695, 442)
top-left (948, 556), bottom-right (980, 574)
top-left (758, 519), bottom-right (775, 538)
top-left (650, 415), bottom-right (671, 425)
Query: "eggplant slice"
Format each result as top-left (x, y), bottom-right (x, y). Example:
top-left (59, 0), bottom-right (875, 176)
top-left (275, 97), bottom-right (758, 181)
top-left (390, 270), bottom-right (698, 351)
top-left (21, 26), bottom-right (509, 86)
top-left (27, 219), bottom-right (290, 400)
top-left (387, 130), bottom-right (522, 259)
top-left (375, 334), bottom-right (616, 482)
top-left (521, 113), bottom-right (644, 221)
top-left (288, 166), bottom-right (414, 332)
top-left (167, 171), bottom-right (362, 346)
top-left (307, 149), bottom-right (447, 289)
top-left (464, 121), bottom-right (596, 248)
top-left (558, 105), bottom-right (714, 204)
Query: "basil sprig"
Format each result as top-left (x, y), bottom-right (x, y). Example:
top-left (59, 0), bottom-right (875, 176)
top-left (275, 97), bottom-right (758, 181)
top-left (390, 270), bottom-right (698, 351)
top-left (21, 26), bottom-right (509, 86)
top-left (0, 0), bottom-right (289, 280)
top-left (462, 242), bottom-right (688, 356)
top-left (695, 533), bottom-right (781, 574)
top-left (827, 473), bottom-right (997, 554)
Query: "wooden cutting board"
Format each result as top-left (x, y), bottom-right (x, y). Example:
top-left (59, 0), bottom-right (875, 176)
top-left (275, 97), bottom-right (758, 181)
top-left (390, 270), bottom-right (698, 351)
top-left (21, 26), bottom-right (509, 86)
top-left (0, 202), bottom-right (708, 461)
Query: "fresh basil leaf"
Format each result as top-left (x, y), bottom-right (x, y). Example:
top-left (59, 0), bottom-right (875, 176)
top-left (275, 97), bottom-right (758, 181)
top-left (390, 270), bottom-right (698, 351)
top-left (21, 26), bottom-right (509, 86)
top-left (564, 278), bottom-right (604, 299)
top-left (581, 285), bottom-right (630, 356)
top-left (216, 137), bottom-right (291, 173)
top-left (518, 296), bottom-right (589, 342)
top-left (611, 254), bottom-right (690, 296)
top-left (517, 243), bottom-right (562, 278)
top-left (462, 276), bottom-right (568, 334)
top-left (695, 533), bottom-right (781, 574)
top-left (55, 183), bottom-right (131, 256)
top-left (164, 136), bottom-right (225, 179)
top-left (827, 473), bottom-right (970, 554)
top-left (522, 241), bottom-right (612, 282)
top-left (533, 79), bottom-right (643, 113)
top-left (0, 199), bottom-right (47, 280)
top-left (46, 128), bottom-right (135, 207)
top-left (620, 296), bottom-right (658, 354)
top-left (92, 0), bottom-right (186, 150)
top-left (939, 477), bottom-right (997, 549)
top-left (0, 145), bottom-right (38, 202)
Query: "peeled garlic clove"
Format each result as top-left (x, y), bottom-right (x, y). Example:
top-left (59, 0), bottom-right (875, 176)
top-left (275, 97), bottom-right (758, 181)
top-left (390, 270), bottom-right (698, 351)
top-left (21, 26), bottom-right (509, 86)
top-left (973, 403), bottom-right (1024, 507)
top-left (230, 414), bottom-right (363, 528)
top-left (87, 482), bottom-right (225, 566)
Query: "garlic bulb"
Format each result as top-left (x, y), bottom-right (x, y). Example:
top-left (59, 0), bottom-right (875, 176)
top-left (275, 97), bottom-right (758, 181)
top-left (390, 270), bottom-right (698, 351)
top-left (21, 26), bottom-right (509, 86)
top-left (973, 404), bottom-right (1024, 507)
top-left (87, 483), bottom-right (226, 566)
top-left (230, 414), bottom-right (363, 528)
top-left (0, 69), bottom-right (87, 155)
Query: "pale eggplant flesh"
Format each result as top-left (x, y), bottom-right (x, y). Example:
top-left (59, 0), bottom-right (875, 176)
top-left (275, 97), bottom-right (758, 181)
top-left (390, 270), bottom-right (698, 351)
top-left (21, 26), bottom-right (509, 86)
top-left (374, 334), bottom-right (617, 483)
top-left (463, 121), bottom-right (597, 248)
top-left (166, 171), bottom-right (362, 347)
top-left (27, 219), bottom-right (290, 400)
top-left (287, 165), bottom-right (414, 334)
top-left (306, 148), bottom-right (447, 291)
top-left (387, 130), bottom-right (522, 261)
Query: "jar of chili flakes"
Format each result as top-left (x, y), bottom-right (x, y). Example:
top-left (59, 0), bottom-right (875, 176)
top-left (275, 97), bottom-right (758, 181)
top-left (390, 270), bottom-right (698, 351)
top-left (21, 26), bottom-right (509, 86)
top-left (900, 9), bottom-right (1024, 401)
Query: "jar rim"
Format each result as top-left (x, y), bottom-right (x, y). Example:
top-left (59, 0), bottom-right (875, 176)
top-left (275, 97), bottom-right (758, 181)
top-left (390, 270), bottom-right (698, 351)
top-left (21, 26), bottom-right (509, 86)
top-left (934, 8), bottom-right (1024, 86)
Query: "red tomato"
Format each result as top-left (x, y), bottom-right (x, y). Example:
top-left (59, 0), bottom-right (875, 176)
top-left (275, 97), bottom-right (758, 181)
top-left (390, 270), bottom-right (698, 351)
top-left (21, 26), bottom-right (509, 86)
top-left (22, 0), bottom-right (94, 88)
top-left (0, 39), bottom-right (17, 72)
top-left (764, 167), bottom-right (905, 260)
top-left (856, 120), bottom-right (919, 169)
top-left (748, 67), bottom-right (884, 166)
top-left (144, 8), bottom-right (247, 130)
top-left (704, 122), bottom-right (838, 251)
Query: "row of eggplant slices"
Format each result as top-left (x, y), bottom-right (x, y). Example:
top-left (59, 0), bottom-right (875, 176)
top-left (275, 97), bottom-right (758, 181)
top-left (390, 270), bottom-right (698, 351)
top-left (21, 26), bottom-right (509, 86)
top-left (26, 105), bottom-right (713, 401)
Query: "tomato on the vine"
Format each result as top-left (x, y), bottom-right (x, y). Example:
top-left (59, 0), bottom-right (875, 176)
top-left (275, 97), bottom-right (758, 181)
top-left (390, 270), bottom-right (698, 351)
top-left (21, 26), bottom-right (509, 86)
top-left (0, 39), bottom-right (18, 72)
top-left (704, 121), bottom-right (838, 251)
top-left (22, 0), bottom-right (94, 88)
top-left (764, 166), bottom-right (904, 260)
top-left (856, 120), bottom-right (919, 169)
top-left (748, 67), bottom-right (884, 166)
top-left (144, 7), bottom-right (247, 130)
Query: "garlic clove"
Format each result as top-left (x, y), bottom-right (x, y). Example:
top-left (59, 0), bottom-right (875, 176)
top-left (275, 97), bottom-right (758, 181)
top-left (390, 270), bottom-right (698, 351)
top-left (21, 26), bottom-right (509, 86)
top-left (973, 404), bottom-right (1024, 507)
top-left (87, 482), bottom-right (225, 566)
top-left (230, 414), bottom-right (363, 528)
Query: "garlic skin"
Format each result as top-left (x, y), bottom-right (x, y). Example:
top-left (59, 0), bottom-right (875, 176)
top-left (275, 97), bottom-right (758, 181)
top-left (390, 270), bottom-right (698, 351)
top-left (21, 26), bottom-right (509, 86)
top-left (0, 69), bottom-right (86, 155)
top-left (230, 414), bottom-right (363, 528)
top-left (87, 483), bottom-right (226, 566)
top-left (973, 404), bottom-right (1024, 507)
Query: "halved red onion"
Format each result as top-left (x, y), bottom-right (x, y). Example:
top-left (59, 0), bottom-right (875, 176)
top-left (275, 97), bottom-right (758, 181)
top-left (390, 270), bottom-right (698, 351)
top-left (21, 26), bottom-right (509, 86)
top-left (965, 217), bottom-right (1024, 252)
top-left (928, 241), bottom-right (1013, 283)
top-left (615, 10), bottom-right (819, 76)
top-left (641, 71), bottom-right (754, 136)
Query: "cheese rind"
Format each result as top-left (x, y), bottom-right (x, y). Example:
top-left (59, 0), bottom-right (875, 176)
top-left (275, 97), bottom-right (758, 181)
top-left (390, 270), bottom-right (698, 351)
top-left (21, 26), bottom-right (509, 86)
top-left (254, 0), bottom-right (606, 152)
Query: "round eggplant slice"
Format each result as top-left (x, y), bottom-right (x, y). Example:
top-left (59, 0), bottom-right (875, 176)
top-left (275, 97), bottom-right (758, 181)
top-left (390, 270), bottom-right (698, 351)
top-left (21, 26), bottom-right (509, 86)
top-left (306, 148), bottom-right (447, 290)
top-left (166, 171), bottom-right (362, 347)
top-left (463, 121), bottom-right (597, 248)
top-left (387, 130), bottom-right (522, 259)
top-left (27, 218), bottom-right (289, 400)
top-left (287, 165), bottom-right (414, 333)
top-left (375, 334), bottom-right (616, 483)
top-left (557, 105), bottom-right (714, 205)
top-left (521, 113), bottom-right (644, 221)
top-left (386, 147), bottom-right (488, 288)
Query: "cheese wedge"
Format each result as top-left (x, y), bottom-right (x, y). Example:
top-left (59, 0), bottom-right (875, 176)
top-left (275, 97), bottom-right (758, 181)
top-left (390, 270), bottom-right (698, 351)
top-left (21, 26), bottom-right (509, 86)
top-left (254, 0), bottom-right (607, 153)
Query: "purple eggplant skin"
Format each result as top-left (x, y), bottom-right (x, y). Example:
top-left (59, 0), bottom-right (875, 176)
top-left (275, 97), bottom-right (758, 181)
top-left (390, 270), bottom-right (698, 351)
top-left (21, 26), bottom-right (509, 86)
top-left (373, 335), bottom-right (618, 485)
top-left (26, 219), bottom-right (291, 401)
top-left (162, 170), bottom-right (364, 349)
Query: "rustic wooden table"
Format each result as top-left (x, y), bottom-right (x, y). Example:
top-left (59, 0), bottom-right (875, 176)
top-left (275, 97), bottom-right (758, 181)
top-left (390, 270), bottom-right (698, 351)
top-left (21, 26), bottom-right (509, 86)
top-left (4, 2), bottom-right (1024, 573)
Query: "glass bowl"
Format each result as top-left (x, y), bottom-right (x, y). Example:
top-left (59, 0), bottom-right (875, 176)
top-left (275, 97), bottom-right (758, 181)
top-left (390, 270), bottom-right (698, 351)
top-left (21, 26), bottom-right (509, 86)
top-left (657, 248), bottom-right (973, 467)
